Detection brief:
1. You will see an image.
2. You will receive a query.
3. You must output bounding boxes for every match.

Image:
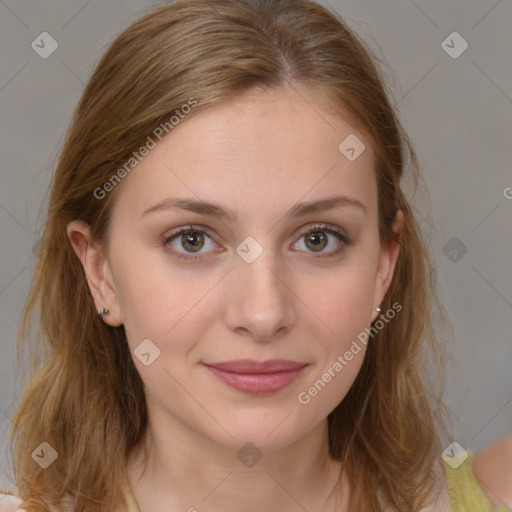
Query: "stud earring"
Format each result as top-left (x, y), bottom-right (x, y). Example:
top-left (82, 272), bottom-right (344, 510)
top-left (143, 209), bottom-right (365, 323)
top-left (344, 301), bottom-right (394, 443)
top-left (376, 307), bottom-right (381, 312)
top-left (98, 307), bottom-right (109, 316)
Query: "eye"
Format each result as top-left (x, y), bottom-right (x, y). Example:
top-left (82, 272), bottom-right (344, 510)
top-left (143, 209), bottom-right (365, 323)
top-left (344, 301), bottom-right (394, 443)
top-left (292, 223), bottom-right (350, 258)
top-left (163, 223), bottom-right (351, 262)
top-left (163, 225), bottom-right (218, 261)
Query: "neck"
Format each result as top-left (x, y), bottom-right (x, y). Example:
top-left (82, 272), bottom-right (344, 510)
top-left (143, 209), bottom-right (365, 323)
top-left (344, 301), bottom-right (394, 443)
top-left (126, 412), bottom-right (348, 512)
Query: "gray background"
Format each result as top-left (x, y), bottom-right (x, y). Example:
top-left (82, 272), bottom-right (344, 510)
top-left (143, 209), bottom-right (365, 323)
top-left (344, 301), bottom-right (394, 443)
top-left (1, 0), bottom-right (511, 490)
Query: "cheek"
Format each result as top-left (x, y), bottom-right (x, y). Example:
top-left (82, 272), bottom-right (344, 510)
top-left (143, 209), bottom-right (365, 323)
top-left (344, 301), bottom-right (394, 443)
top-left (113, 259), bottom-right (224, 370)
top-left (111, 255), bottom-right (188, 347)
top-left (296, 261), bottom-right (377, 401)
top-left (306, 264), bottom-right (377, 341)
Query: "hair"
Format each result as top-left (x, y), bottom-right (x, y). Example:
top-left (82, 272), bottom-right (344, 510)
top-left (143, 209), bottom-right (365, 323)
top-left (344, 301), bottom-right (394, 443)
top-left (3, 0), bottom-right (452, 510)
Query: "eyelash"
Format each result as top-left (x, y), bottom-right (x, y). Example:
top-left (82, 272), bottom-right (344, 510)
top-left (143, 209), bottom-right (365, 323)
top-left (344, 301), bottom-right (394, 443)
top-left (162, 223), bottom-right (351, 262)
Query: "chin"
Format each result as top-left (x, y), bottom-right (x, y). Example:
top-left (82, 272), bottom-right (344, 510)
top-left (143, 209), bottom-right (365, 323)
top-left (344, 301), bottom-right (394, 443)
top-left (206, 412), bottom-right (310, 455)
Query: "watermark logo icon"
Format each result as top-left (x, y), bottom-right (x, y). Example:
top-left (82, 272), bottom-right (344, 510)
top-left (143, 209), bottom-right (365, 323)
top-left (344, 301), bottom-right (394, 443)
top-left (338, 134), bottom-right (365, 161)
top-left (442, 236), bottom-right (468, 263)
top-left (237, 442), bottom-right (262, 468)
top-left (442, 441), bottom-right (468, 469)
top-left (31, 32), bottom-right (58, 59)
top-left (236, 236), bottom-right (263, 263)
top-left (31, 442), bottom-right (58, 469)
top-left (441, 32), bottom-right (468, 59)
top-left (134, 338), bottom-right (161, 366)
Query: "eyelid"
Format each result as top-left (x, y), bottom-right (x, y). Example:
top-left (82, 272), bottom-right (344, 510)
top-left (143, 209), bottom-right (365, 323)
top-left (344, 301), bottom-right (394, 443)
top-left (163, 223), bottom-right (216, 241)
top-left (293, 222), bottom-right (349, 242)
top-left (162, 223), bottom-right (221, 256)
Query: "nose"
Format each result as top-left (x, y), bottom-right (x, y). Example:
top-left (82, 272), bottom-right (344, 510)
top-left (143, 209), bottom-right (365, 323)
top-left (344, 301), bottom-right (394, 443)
top-left (224, 250), bottom-right (297, 342)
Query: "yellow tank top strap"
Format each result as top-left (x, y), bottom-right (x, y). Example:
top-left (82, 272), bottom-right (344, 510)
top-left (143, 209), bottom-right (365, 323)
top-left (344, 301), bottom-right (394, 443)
top-left (443, 449), bottom-right (509, 512)
top-left (121, 464), bottom-right (141, 512)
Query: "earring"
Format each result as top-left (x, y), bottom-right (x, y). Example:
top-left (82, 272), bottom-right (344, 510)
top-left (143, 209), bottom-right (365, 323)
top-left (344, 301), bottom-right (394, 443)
top-left (376, 307), bottom-right (381, 312)
top-left (98, 307), bottom-right (109, 317)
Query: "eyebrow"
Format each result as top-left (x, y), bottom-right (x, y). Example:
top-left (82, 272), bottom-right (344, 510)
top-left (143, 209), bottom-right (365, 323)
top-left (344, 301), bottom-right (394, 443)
top-left (141, 194), bottom-right (367, 221)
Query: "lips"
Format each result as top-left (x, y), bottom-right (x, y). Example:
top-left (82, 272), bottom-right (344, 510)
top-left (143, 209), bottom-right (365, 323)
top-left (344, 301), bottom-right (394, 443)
top-left (203, 359), bottom-right (308, 394)
top-left (204, 359), bottom-right (307, 373)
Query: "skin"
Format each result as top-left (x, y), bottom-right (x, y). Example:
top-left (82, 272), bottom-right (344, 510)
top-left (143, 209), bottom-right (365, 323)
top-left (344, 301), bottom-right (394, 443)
top-left (473, 433), bottom-right (512, 507)
top-left (67, 84), bottom-right (405, 511)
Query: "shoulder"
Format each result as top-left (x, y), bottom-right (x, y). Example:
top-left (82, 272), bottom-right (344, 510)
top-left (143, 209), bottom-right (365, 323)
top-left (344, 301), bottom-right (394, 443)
top-left (0, 491), bottom-right (25, 512)
top-left (473, 434), bottom-right (512, 508)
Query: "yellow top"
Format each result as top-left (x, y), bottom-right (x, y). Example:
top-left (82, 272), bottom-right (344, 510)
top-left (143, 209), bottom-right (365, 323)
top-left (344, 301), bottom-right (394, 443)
top-left (443, 450), bottom-right (509, 512)
top-left (120, 450), bottom-right (510, 512)
top-left (121, 471), bottom-right (140, 512)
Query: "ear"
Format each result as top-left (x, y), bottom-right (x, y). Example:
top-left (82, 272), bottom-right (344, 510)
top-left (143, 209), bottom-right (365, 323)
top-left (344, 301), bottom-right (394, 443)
top-left (370, 210), bottom-right (404, 322)
top-left (66, 220), bottom-right (123, 327)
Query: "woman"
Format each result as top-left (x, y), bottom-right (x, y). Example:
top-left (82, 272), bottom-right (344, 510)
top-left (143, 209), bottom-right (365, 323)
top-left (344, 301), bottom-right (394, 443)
top-left (1, 0), bottom-right (508, 510)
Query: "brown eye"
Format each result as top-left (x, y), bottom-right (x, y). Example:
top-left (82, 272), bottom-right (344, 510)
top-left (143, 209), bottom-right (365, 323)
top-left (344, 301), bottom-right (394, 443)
top-left (293, 224), bottom-right (350, 258)
top-left (304, 231), bottom-right (328, 252)
top-left (163, 225), bottom-right (218, 260)
top-left (180, 230), bottom-right (205, 252)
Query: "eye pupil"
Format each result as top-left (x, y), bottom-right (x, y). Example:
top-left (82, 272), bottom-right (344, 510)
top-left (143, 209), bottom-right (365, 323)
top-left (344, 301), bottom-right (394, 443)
top-left (183, 231), bottom-right (204, 252)
top-left (306, 231), bottom-right (327, 251)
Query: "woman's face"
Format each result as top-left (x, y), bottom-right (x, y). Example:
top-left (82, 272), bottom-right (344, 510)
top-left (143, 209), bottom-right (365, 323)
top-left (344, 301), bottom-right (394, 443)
top-left (85, 85), bottom-right (401, 452)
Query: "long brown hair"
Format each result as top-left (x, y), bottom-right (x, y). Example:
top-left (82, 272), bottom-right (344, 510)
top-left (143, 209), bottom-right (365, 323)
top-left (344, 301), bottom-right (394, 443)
top-left (4, 0), bottom-right (451, 510)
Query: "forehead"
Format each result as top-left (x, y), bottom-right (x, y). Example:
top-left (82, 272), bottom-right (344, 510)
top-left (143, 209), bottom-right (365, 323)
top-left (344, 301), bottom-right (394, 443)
top-left (110, 84), bottom-right (377, 223)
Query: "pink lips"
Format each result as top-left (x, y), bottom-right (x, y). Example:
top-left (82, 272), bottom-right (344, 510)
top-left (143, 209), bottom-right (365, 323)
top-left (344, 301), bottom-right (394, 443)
top-left (203, 359), bottom-right (307, 394)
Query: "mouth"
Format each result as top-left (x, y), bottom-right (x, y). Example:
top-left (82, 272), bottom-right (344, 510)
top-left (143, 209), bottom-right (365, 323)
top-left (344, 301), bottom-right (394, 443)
top-left (202, 359), bottom-right (308, 395)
